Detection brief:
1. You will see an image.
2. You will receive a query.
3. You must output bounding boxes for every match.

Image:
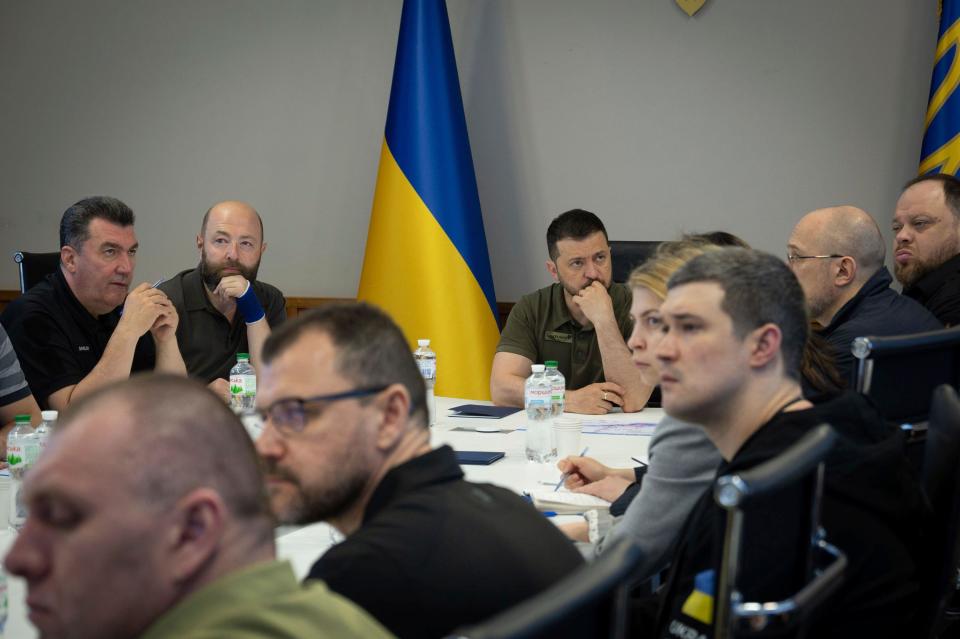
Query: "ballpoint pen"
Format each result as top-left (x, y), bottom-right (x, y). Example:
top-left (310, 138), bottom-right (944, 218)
top-left (554, 446), bottom-right (590, 492)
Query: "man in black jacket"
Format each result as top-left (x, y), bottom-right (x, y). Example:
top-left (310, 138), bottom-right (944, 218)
top-left (648, 248), bottom-right (926, 639)
top-left (254, 302), bottom-right (583, 639)
top-left (894, 173), bottom-right (960, 326)
top-left (787, 205), bottom-right (940, 385)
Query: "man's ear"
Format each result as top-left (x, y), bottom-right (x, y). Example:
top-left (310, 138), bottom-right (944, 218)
top-left (60, 246), bottom-right (77, 273)
top-left (834, 256), bottom-right (857, 287)
top-left (374, 384), bottom-right (412, 450)
top-left (747, 323), bottom-right (783, 370)
top-left (195, 234), bottom-right (203, 253)
top-left (545, 259), bottom-right (559, 282)
top-left (259, 241), bottom-right (267, 257)
top-left (164, 488), bottom-right (226, 584)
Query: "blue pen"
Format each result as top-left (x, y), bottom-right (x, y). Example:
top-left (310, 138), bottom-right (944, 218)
top-left (554, 446), bottom-right (590, 492)
top-left (542, 511), bottom-right (558, 518)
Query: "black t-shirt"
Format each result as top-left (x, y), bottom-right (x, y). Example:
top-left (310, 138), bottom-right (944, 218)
top-left (308, 446), bottom-right (584, 639)
top-left (652, 392), bottom-right (925, 639)
top-left (0, 270), bottom-right (155, 407)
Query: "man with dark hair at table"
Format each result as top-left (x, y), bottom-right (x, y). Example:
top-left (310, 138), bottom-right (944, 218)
top-left (787, 205), bottom-right (940, 384)
top-left (491, 208), bottom-right (653, 414)
top-left (255, 302), bottom-right (583, 639)
top-left (160, 200), bottom-right (286, 399)
top-left (4, 374), bottom-right (392, 639)
top-left (1, 196), bottom-right (185, 410)
top-left (647, 248), bottom-right (924, 639)
top-left (894, 173), bottom-right (960, 326)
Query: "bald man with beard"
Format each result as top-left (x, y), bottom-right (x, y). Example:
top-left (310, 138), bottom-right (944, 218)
top-left (787, 205), bottom-right (941, 385)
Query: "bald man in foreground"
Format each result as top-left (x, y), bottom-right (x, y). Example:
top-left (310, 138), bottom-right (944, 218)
top-left (4, 374), bottom-right (392, 639)
top-left (787, 206), bottom-right (940, 385)
top-left (160, 201), bottom-right (286, 396)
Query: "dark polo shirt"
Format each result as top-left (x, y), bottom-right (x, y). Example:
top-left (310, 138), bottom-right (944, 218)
top-left (0, 269), bottom-right (155, 408)
top-left (159, 267), bottom-right (286, 382)
top-left (496, 282), bottom-right (632, 389)
top-left (903, 252), bottom-right (960, 327)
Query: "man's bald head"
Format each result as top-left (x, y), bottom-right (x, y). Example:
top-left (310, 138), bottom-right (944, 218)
top-left (58, 374), bottom-right (273, 538)
top-left (792, 206), bottom-right (886, 278)
top-left (201, 200), bottom-right (264, 241)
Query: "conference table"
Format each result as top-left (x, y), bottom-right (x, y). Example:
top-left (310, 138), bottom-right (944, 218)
top-left (0, 396), bottom-right (663, 638)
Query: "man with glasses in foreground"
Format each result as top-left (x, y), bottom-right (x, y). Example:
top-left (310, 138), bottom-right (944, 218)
top-left (786, 205), bottom-right (939, 386)
top-left (255, 302), bottom-right (583, 639)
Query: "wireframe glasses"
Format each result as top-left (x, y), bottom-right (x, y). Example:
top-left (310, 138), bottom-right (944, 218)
top-left (786, 253), bottom-right (844, 264)
top-left (257, 386), bottom-right (387, 435)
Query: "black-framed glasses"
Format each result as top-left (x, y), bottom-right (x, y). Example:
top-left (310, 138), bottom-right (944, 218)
top-left (786, 253), bottom-right (844, 264)
top-left (257, 386), bottom-right (387, 435)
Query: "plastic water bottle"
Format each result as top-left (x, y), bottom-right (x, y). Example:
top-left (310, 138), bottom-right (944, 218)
top-left (35, 410), bottom-right (58, 456)
top-left (525, 365), bottom-right (556, 462)
top-left (229, 353), bottom-right (257, 413)
top-left (7, 414), bottom-right (39, 531)
top-left (413, 339), bottom-right (437, 425)
top-left (544, 361), bottom-right (565, 418)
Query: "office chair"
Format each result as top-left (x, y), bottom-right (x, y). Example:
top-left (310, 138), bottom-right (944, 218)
top-left (14, 251), bottom-right (61, 293)
top-left (852, 326), bottom-right (960, 425)
top-left (609, 240), bottom-right (661, 283)
top-left (916, 385), bottom-right (960, 638)
top-left (445, 539), bottom-right (643, 639)
top-left (713, 424), bottom-right (846, 639)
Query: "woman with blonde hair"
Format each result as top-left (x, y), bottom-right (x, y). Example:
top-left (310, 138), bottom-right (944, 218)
top-left (557, 240), bottom-right (723, 579)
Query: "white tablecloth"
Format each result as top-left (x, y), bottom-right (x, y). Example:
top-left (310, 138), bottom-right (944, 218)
top-left (0, 397), bottom-right (663, 637)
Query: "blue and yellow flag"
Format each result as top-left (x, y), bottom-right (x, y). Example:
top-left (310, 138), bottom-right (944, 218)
top-left (920, 0), bottom-right (960, 175)
top-left (358, 0), bottom-right (500, 399)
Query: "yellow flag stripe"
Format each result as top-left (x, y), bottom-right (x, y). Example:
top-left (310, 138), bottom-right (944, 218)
top-left (358, 140), bottom-right (500, 399)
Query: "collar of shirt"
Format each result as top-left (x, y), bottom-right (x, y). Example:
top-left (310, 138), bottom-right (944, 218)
top-left (822, 266), bottom-right (893, 336)
top-left (52, 267), bottom-right (121, 333)
top-left (545, 282), bottom-right (588, 333)
top-left (362, 445), bottom-right (464, 525)
top-left (904, 252), bottom-right (960, 303)
top-left (181, 265), bottom-right (219, 313)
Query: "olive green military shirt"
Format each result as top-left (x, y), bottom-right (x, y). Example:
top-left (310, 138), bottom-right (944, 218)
top-left (496, 282), bottom-right (633, 389)
top-left (138, 560), bottom-right (393, 639)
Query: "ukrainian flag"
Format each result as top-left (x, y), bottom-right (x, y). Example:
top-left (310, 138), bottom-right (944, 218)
top-left (358, 0), bottom-right (500, 399)
top-left (920, 0), bottom-right (960, 175)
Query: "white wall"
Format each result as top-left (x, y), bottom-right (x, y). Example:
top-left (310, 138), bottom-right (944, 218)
top-left (0, 0), bottom-right (938, 299)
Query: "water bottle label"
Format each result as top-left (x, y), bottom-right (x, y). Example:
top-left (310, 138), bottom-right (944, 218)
top-left (6, 443), bottom-right (25, 469)
top-left (230, 374), bottom-right (257, 397)
top-left (525, 387), bottom-right (551, 406)
top-left (418, 360), bottom-right (436, 379)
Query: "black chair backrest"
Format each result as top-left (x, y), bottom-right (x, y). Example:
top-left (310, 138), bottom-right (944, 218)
top-left (917, 384), bottom-right (960, 638)
top-left (609, 240), bottom-right (661, 284)
top-left (714, 424), bottom-right (846, 639)
top-left (852, 326), bottom-right (960, 424)
top-left (14, 251), bottom-right (61, 294)
top-left (446, 539), bottom-right (643, 639)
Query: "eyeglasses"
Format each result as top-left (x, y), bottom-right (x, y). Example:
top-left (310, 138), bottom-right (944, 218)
top-left (257, 386), bottom-right (387, 435)
top-left (786, 253), bottom-right (844, 264)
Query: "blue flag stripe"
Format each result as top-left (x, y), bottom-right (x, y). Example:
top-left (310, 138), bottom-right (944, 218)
top-left (383, 0), bottom-right (497, 312)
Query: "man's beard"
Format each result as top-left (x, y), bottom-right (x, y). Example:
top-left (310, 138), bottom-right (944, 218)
top-left (557, 274), bottom-right (609, 298)
top-left (894, 238), bottom-right (960, 288)
top-left (199, 249), bottom-right (261, 291)
top-left (262, 457), bottom-right (369, 525)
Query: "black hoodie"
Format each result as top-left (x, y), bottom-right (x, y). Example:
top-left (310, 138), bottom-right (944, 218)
top-left (652, 391), bottom-right (927, 639)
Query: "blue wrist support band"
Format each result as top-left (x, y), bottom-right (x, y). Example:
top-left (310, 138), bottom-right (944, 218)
top-left (236, 282), bottom-right (265, 324)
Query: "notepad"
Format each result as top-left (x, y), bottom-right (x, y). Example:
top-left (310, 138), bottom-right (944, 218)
top-left (524, 489), bottom-right (610, 514)
top-left (448, 404), bottom-right (522, 419)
